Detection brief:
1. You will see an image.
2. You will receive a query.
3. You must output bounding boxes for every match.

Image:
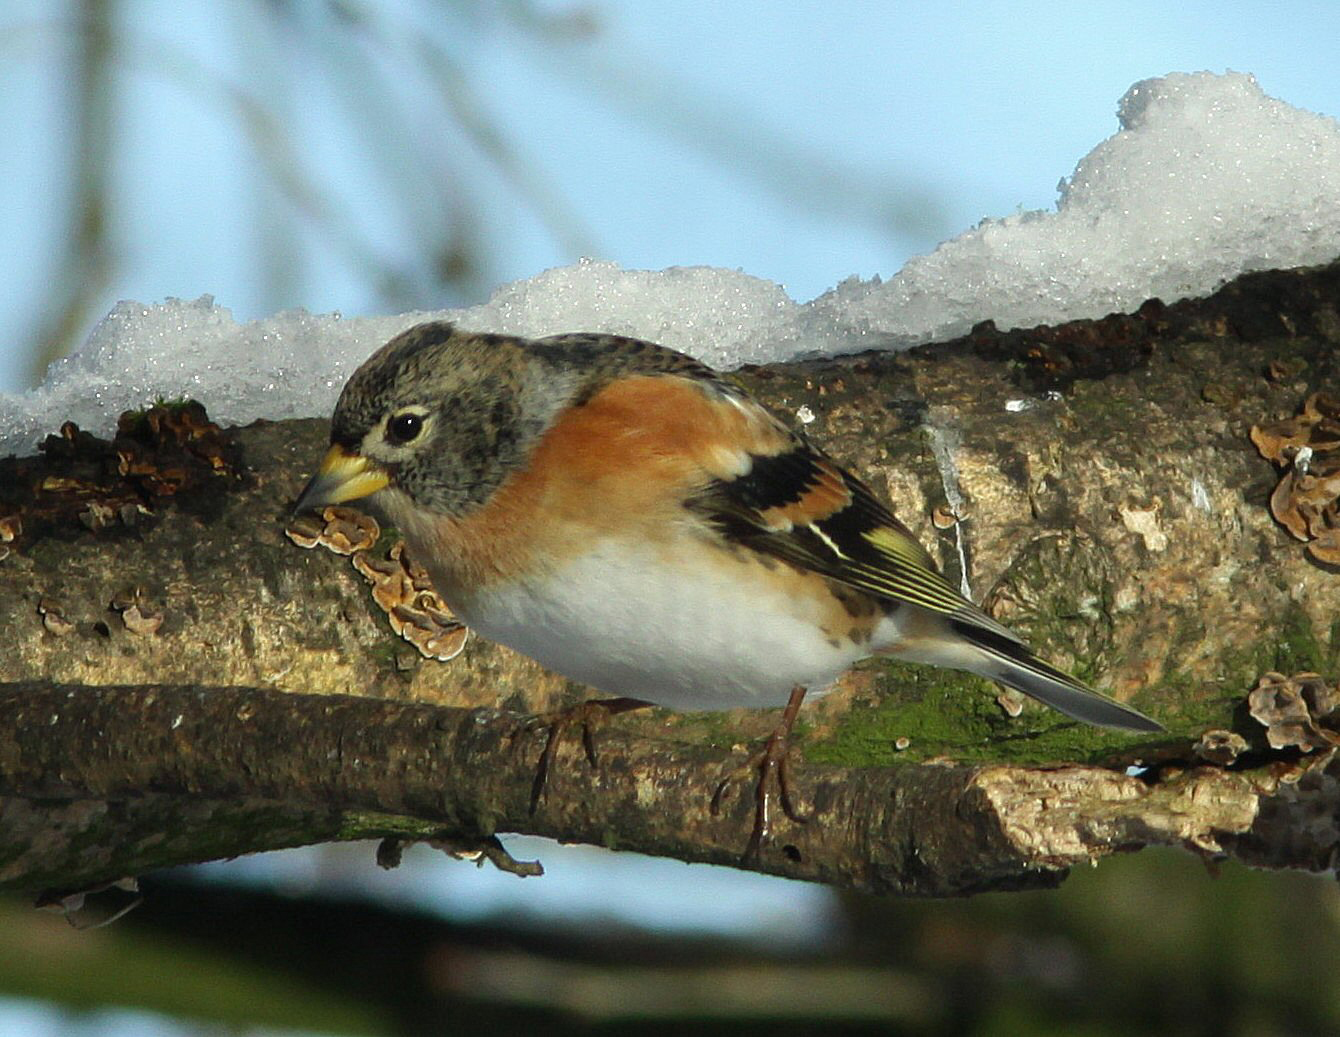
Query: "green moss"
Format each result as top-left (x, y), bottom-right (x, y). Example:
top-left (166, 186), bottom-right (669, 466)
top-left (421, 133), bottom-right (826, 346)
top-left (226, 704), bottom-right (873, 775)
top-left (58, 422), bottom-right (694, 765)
top-left (988, 533), bottom-right (1119, 685)
top-left (805, 601), bottom-right (1337, 769)
top-left (116, 396), bottom-right (201, 435)
top-left (673, 708), bottom-right (758, 750)
top-left (334, 812), bottom-right (443, 842)
top-left (1065, 378), bottom-right (1136, 426)
top-left (365, 635), bottom-right (408, 678)
top-left (1153, 600), bottom-right (1340, 733)
top-left (805, 660), bottom-right (1165, 768)
top-left (1269, 600), bottom-right (1336, 674)
top-left (805, 662), bottom-right (987, 767)
top-left (1129, 666), bottom-right (1245, 734)
top-left (151, 394), bottom-right (196, 409)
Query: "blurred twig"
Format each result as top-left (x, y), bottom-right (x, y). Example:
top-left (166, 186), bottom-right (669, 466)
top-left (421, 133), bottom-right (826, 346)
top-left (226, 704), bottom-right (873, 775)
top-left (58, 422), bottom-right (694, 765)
top-left (27, 0), bottom-right (115, 384)
top-left (499, 1), bottom-right (948, 241)
top-left (13, 0), bottom-right (948, 385)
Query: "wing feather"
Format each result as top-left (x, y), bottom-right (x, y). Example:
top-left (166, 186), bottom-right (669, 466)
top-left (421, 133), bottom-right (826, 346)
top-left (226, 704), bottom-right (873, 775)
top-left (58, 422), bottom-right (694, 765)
top-left (685, 426), bottom-right (1023, 643)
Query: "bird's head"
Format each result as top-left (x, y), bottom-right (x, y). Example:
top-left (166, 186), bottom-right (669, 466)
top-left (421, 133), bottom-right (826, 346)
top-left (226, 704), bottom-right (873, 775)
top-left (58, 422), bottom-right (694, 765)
top-left (293, 321), bottom-right (573, 525)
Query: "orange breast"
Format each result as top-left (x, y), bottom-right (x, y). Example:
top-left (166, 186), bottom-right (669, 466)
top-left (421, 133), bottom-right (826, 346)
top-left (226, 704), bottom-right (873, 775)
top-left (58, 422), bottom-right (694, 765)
top-left (420, 375), bottom-right (789, 596)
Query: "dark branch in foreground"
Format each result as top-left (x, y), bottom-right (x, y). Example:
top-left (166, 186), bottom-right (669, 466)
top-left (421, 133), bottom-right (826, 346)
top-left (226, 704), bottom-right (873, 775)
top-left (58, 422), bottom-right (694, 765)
top-left (1, 682), bottom-right (1265, 898)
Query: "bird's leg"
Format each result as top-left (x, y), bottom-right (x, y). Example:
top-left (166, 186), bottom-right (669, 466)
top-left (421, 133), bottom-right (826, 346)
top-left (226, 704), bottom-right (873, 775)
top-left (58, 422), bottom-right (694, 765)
top-left (523, 696), bottom-right (652, 813)
top-left (711, 685), bottom-right (809, 861)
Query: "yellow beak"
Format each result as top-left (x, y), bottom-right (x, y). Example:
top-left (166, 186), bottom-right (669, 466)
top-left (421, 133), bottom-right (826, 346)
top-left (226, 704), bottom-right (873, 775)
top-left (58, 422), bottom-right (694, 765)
top-left (292, 445), bottom-right (390, 515)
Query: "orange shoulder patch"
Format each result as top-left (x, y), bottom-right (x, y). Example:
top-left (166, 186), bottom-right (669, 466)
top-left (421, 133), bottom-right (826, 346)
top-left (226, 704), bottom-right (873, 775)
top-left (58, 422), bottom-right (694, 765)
top-left (429, 374), bottom-right (790, 591)
top-left (567, 374), bottom-right (789, 476)
top-left (753, 455), bottom-right (853, 530)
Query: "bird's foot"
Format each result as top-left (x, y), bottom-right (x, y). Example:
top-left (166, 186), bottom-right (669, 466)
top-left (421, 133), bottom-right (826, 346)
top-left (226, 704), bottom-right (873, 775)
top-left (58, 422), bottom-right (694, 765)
top-left (710, 686), bottom-right (810, 862)
top-left (520, 696), bottom-right (651, 813)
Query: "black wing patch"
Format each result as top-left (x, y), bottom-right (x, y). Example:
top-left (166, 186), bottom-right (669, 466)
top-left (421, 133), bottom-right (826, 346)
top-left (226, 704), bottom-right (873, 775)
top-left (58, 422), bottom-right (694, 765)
top-left (687, 435), bottom-right (1022, 642)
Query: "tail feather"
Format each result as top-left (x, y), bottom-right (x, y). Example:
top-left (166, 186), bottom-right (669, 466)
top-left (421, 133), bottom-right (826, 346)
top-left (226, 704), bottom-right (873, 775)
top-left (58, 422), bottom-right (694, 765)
top-left (985, 649), bottom-right (1163, 732)
top-left (951, 619), bottom-right (1163, 733)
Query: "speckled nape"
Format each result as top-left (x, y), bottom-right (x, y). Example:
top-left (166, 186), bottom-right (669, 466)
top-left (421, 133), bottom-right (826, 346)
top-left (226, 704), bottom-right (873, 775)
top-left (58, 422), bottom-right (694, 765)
top-left (533, 331), bottom-right (744, 409)
top-left (331, 322), bottom-right (457, 449)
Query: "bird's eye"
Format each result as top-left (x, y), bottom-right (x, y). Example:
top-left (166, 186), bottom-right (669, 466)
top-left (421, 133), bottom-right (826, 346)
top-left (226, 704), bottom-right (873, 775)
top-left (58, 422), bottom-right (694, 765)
top-left (386, 412), bottom-right (423, 445)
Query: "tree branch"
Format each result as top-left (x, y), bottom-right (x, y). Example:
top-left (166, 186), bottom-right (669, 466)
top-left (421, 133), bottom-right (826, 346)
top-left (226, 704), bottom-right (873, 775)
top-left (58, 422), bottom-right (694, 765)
top-left (3, 259), bottom-right (1340, 896)
top-left (0, 681), bottom-right (1261, 897)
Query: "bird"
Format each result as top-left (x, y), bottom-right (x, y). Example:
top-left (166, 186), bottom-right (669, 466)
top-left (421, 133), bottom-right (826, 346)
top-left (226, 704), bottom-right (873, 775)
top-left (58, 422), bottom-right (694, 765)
top-left (294, 321), bottom-right (1161, 853)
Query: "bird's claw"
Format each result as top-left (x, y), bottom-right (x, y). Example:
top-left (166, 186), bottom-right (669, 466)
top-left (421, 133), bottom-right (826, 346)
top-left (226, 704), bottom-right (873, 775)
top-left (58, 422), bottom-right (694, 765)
top-left (519, 697), bottom-right (650, 813)
top-left (711, 731), bottom-right (809, 862)
top-left (711, 686), bottom-right (810, 861)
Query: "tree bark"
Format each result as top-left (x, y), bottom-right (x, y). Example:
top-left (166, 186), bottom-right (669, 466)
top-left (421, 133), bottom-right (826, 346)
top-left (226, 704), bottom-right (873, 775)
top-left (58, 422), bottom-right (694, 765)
top-left (3, 259), bottom-right (1340, 897)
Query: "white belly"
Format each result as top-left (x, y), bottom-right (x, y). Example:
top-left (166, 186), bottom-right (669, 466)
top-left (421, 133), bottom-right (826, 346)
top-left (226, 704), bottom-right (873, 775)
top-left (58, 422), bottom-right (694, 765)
top-left (438, 538), bottom-right (870, 711)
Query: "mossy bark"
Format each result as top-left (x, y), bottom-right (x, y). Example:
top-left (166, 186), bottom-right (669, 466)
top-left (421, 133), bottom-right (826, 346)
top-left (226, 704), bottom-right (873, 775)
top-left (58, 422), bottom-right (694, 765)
top-left (2, 259), bottom-right (1340, 897)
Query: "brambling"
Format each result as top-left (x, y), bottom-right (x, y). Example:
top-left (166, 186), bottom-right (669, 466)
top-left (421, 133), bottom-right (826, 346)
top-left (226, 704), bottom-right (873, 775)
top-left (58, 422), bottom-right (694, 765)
top-left (295, 322), bottom-right (1160, 848)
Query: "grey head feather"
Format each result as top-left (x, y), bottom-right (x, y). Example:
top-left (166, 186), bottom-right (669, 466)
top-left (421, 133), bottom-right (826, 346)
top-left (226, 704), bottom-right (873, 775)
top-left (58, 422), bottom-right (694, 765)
top-left (330, 322), bottom-right (731, 517)
top-left (331, 322), bottom-right (573, 514)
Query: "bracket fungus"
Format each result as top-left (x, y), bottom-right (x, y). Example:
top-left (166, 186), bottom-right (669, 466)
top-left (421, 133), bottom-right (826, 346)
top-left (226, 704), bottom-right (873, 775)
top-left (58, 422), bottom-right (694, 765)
top-left (1247, 671), bottom-right (1340, 753)
top-left (0, 513), bottom-right (18, 563)
top-left (0, 401), bottom-right (242, 557)
top-left (109, 586), bottom-right (165, 636)
top-left (286, 507), bottom-right (468, 663)
top-left (995, 689), bottom-right (1027, 718)
top-left (1252, 391), bottom-right (1340, 565)
top-left (36, 598), bottom-right (76, 637)
top-left (1194, 729), bottom-right (1248, 766)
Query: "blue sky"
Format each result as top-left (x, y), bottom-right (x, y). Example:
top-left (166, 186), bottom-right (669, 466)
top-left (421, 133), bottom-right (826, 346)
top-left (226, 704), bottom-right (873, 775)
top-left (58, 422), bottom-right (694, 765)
top-left (3, 2), bottom-right (1340, 392)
